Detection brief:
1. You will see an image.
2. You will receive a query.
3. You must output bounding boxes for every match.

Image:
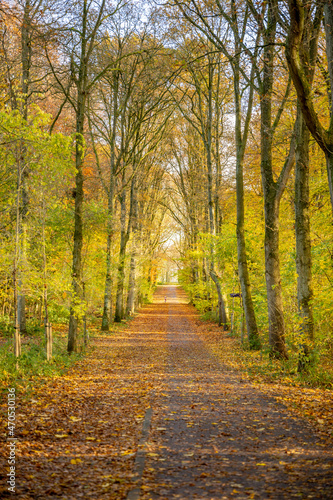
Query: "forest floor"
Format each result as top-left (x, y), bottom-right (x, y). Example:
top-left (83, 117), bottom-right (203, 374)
top-left (1, 285), bottom-right (333, 499)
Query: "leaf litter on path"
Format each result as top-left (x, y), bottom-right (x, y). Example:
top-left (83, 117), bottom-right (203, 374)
top-left (1, 285), bottom-right (332, 499)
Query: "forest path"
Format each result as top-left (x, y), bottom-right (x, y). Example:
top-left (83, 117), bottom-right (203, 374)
top-left (2, 286), bottom-right (332, 499)
top-left (139, 286), bottom-right (333, 499)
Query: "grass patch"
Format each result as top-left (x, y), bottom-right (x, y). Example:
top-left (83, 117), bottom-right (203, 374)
top-left (0, 329), bottom-right (85, 397)
top-left (206, 329), bottom-right (333, 390)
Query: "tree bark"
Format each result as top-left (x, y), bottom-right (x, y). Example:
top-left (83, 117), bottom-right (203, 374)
top-left (295, 106), bottom-right (314, 369)
top-left (260, 0), bottom-right (292, 359)
top-left (285, 1), bottom-right (322, 367)
top-left (68, 129), bottom-right (84, 352)
top-left (126, 176), bottom-right (138, 316)
top-left (101, 175), bottom-right (115, 331)
top-left (210, 271), bottom-right (228, 330)
top-left (264, 196), bottom-right (288, 359)
top-left (67, 0), bottom-right (107, 351)
top-left (67, 4), bottom-right (89, 351)
top-left (114, 172), bottom-right (134, 323)
top-left (234, 54), bottom-right (260, 349)
top-left (126, 251), bottom-right (136, 316)
top-left (286, 0), bottom-right (333, 211)
top-left (16, 0), bottom-right (34, 335)
top-left (114, 183), bottom-right (127, 323)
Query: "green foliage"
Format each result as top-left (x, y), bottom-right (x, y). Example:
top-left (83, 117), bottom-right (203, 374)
top-left (25, 318), bottom-right (44, 337)
top-left (48, 304), bottom-right (70, 324)
top-left (0, 333), bottom-right (83, 389)
top-left (180, 159), bottom-right (333, 379)
top-left (0, 105), bottom-right (75, 336)
top-left (0, 316), bottom-right (14, 337)
top-left (138, 278), bottom-right (156, 304)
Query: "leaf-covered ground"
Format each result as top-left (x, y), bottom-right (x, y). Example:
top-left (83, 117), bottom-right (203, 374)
top-left (1, 285), bottom-right (332, 499)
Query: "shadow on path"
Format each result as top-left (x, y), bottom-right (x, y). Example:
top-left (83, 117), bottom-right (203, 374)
top-left (140, 286), bottom-right (333, 500)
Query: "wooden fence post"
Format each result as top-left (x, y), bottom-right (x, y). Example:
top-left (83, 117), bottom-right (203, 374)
top-left (14, 322), bottom-right (21, 358)
top-left (45, 323), bottom-right (53, 361)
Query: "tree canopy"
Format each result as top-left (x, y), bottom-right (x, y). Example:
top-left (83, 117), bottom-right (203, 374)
top-left (0, 0), bottom-right (332, 374)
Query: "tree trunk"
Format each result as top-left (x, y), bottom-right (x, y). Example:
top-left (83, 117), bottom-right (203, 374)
top-left (101, 231), bottom-right (113, 331)
top-left (126, 251), bottom-right (136, 316)
top-left (286, 1), bottom-right (333, 211)
top-left (326, 152), bottom-right (333, 210)
top-left (261, 0), bottom-right (288, 359)
top-left (17, 284), bottom-right (27, 334)
top-left (264, 198), bottom-right (288, 359)
top-left (126, 176), bottom-right (138, 317)
top-left (16, 0), bottom-right (33, 335)
top-left (114, 196), bottom-right (126, 322)
top-left (114, 174), bottom-right (131, 323)
top-left (14, 170), bottom-right (21, 358)
top-left (295, 106), bottom-right (314, 369)
top-left (67, 1), bottom-right (91, 352)
top-left (68, 119), bottom-right (85, 352)
top-left (210, 271), bottom-right (228, 330)
top-left (233, 30), bottom-right (261, 349)
top-left (234, 64), bottom-right (260, 349)
top-left (101, 177), bottom-right (115, 331)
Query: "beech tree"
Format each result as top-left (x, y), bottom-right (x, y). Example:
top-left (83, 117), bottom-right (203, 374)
top-left (286, 0), bottom-right (333, 213)
top-left (169, 36), bottom-right (231, 327)
top-left (45, 0), bottom-right (123, 351)
top-left (88, 13), bottom-right (172, 326)
top-left (282, 2), bottom-right (323, 367)
top-left (169, 0), bottom-right (261, 346)
top-left (0, 0), bottom-right (52, 335)
top-left (1, 0), bottom-right (333, 375)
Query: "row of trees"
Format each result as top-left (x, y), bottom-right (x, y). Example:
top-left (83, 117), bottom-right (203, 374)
top-left (163, 0), bottom-right (333, 365)
top-left (0, 0), bottom-right (174, 355)
top-left (0, 0), bottom-right (332, 368)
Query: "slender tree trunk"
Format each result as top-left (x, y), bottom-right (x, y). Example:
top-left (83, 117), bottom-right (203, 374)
top-left (21, 0), bottom-right (32, 120)
top-left (14, 164), bottom-right (21, 358)
top-left (16, 0), bottom-right (33, 335)
top-left (210, 271), bottom-right (228, 329)
top-left (264, 197), bottom-right (288, 358)
top-left (202, 61), bottom-right (228, 326)
top-left (17, 280), bottom-right (27, 334)
top-left (286, 1), bottom-right (333, 211)
top-left (260, 0), bottom-right (289, 359)
top-left (101, 177), bottom-right (115, 331)
top-left (114, 181), bottom-right (128, 323)
top-left (101, 230), bottom-right (113, 330)
top-left (214, 59), bottom-right (223, 235)
top-left (206, 63), bottom-right (215, 237)
top-left (284, 1), bottom-right (321, 367)
top-left (326, 152), bottom-right (333, 210)
top-left (234, 67), bottom-right (260, 349)
top-left (126, 251), bottom-right (136, 316)
top-left (323, 1), bottom-right (333, 210)
top-left (126, 176), bottom-right (138, 316)
top-left (67, 1), bottom-right (91, 352)
top-left (295, 106), bottom-right (314, 368)
top-left (68, 116), bottom-right (85, 352)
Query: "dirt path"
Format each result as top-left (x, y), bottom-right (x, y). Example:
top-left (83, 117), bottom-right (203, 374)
top-left (1, 285), bottom-right (332, 499)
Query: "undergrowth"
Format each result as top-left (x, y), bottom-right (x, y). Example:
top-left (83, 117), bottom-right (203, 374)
top-left (199, 313), bottom-right (333, 389)
top-left (238, 342), bottom-right (332, 389)
top-left (0, 313), bottom-right (136, 396)
top-left (0, 329), bottom-right (84, 396)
